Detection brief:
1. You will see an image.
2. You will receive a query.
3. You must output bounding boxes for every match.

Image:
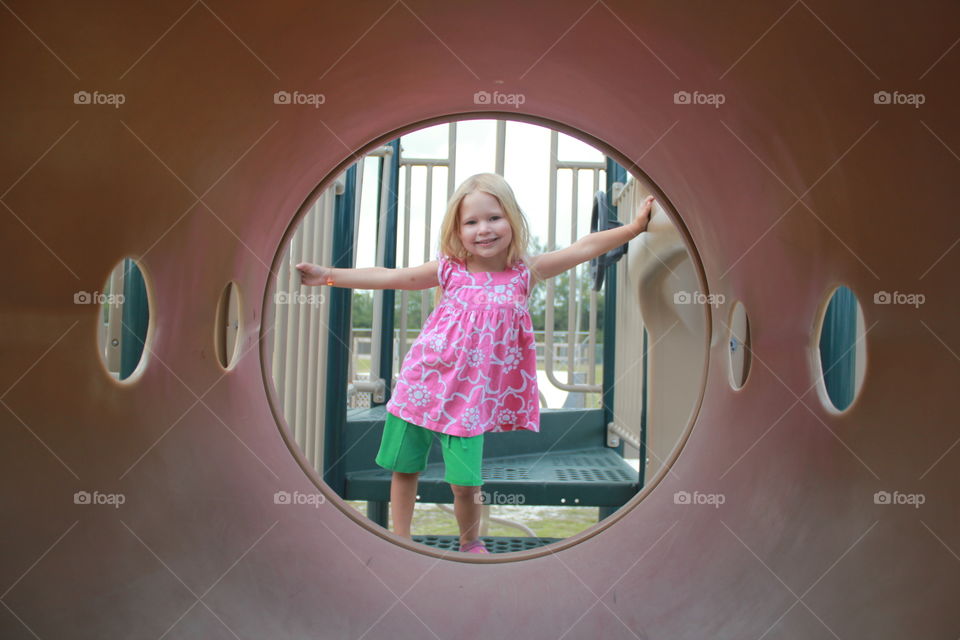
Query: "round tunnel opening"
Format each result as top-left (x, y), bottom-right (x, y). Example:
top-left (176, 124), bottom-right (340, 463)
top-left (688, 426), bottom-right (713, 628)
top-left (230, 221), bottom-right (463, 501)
top-left (95, 257), bottom-right (151, 383)
top-left (815, 284), bottom-right (867, 413)
top-left (728, 301), bottom-right (752, 390)
top-left (215, 281), bottom-right (242, 370)
top-left (260, 114), bottom-right (712, 560)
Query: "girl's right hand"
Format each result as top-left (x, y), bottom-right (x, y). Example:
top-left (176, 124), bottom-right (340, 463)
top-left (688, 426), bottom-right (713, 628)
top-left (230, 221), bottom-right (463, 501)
top-left (295, 262), bottom-right (331, 286)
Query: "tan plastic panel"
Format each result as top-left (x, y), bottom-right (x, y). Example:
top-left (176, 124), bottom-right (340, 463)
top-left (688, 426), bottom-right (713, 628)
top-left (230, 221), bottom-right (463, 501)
top-left (1, 3), bottom-right (957, 639)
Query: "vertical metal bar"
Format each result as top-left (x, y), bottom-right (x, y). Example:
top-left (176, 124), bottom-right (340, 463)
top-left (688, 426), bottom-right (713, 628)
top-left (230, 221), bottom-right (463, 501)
top-left (323, 165), bottom-right (357, 496)
top-left (303, 208), bottom-right (322, 466)
top-left (421, 165), bottom-right (433, 321)
top-left (282, 230), bottom-right (303, 431)
top-left (567, 168), bottom-right (578, 383)
top-left (399, 165), bottom-right (412, 363)
top-left (545, 132), bottom-right (558, 392)
top-left (352, 158), bottom-right (365, 259)
top-left (495, 119), bottom-right (506, 175)
top-left (448, 122), bottom-right (457, 196)
top-left (315, 190), bottom-right (335, 469)
top-left (603, 157), bottom-right (627, 452)
top-left (588, 168), bottom-right (600, 385)
top-left (294, 211), bottom-right (315, 445)
top-left (375, 139), bottom-right (400, 405)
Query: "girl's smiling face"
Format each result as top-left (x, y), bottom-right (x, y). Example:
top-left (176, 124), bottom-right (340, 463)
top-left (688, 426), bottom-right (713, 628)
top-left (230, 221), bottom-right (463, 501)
top-left (458, 190), bottom-right (513, 262)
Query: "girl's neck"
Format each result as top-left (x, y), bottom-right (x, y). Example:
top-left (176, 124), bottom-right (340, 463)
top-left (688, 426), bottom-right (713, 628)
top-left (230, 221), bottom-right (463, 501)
top-left (464, 252), bottom-right (510, 273)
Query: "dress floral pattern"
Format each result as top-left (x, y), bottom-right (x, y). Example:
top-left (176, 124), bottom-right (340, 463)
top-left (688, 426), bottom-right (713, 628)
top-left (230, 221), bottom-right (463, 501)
top-left (385, 254), bottom-right (540, 436)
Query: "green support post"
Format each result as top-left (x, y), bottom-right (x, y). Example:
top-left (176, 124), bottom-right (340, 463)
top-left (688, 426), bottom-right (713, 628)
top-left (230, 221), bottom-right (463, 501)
top-left (120, 259), bottom-right (148, 380)
top-left (367, 139), bottom-right (400, 527)
top-left (323, 165), bottom-right (357, 497)
top-left (599, 158), bottom-right (627, 520)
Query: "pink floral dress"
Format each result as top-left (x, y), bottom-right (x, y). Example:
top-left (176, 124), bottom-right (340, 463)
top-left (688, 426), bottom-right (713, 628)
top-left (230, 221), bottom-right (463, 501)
top-left (385, 254), bottom-right (540, 437)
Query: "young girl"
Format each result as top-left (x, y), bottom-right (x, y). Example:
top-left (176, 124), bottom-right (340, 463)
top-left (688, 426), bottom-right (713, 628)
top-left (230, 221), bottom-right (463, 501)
top-left (297, 173), bottom-right (654, 554)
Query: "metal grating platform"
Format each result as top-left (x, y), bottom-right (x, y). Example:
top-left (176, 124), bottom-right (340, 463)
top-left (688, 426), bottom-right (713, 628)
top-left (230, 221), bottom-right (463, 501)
top-left (412, 535), bottom-right (562, 554)
top-left (346, 447), bottom-right (639, 507)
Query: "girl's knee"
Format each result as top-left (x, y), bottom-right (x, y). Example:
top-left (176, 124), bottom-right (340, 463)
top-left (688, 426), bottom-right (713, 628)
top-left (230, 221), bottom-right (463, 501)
top-left (450, 483), bottom-right (481, 498)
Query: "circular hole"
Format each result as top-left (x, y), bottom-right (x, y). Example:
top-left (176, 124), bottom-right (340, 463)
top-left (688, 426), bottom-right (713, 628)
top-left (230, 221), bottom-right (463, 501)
top-left (727, 301), bottom-right (751, 389)
top-left (215, 281), bottom-right (241, 370)
top-left (262, 115), bottom-right (709, 559)
top-left (96, 257), bottom-right (151, 382)
top-left (815, 284), bottom-right (866, 412)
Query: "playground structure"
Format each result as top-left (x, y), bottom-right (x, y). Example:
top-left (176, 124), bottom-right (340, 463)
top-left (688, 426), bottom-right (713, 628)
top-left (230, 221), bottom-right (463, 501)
top-left (3, 2), bottom-right (959, 638)
top-left (261, 119), bottom-right (704, 546)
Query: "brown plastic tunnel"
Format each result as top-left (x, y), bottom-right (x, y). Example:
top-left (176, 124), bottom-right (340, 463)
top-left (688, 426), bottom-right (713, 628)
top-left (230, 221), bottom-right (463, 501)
top-left (2, 3), bottom-right (959, 638)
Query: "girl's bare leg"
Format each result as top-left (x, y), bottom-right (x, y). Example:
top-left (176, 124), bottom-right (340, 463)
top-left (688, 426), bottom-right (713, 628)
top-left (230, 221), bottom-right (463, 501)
top-left (450, 484), bottom-right (483, 546)
top-left (390, 471), bottom-right (419, 538)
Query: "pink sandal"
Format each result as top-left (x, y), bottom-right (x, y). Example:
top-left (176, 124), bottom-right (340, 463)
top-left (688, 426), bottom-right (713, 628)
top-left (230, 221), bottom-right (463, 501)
top-left (459, 539), bottom-right (489, 554)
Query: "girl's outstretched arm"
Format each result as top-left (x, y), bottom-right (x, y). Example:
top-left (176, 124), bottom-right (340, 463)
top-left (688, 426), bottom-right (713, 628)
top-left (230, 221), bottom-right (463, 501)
top-left (529, 195), bottom-right (655, 282)
top-left (295, 261), bottom-right (439, 290)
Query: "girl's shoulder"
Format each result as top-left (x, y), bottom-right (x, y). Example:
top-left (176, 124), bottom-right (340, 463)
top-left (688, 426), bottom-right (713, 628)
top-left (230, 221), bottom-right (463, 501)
top-left (436, 252), bottom-right (464, 287)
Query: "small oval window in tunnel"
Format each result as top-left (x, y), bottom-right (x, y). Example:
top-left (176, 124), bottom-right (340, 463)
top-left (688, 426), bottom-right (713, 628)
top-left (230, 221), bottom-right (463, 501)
top-left (728, 301), bottom-right (751, 389)
top-left (215, 281), bottom-right (241, 370)
top-left (816, 284), bottom-right (866, 412)
top-left (264, 117), bottom-right (709, 557)
top-left (96, 257), bottom-right (150, 382)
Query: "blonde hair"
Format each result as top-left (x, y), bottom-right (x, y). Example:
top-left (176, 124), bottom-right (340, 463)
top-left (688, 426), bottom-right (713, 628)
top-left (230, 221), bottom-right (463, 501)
top-left (438, 173), bottom-right (531, 267)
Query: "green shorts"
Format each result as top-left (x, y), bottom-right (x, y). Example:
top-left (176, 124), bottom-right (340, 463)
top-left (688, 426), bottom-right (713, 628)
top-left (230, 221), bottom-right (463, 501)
top-left (375, 411), bottom-right (484, 486)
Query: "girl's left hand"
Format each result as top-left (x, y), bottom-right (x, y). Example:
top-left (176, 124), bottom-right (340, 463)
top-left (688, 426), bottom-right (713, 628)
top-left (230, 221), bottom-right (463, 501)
top-left (632, 195), bottom-right (655, 235)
